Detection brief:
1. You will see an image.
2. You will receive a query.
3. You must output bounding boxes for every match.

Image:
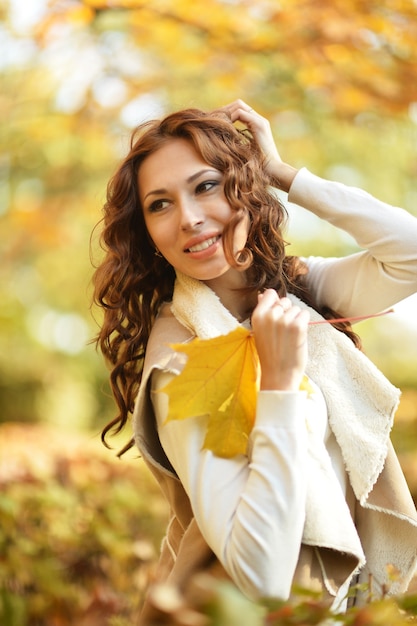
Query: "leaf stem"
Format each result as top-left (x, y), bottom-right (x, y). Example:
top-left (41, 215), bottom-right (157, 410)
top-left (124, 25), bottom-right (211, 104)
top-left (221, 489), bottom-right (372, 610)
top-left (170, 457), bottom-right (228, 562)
top-left (308, 309), bottom-right (394, 326)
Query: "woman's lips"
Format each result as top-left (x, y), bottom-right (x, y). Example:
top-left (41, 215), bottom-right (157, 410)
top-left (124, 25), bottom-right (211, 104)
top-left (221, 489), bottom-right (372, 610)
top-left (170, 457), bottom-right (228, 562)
top-left (185, 235), bottom-right (221, 253)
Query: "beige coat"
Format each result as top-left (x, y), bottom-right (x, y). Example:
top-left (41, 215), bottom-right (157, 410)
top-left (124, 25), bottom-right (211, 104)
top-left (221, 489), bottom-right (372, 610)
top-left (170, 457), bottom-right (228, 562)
top-left (133, 304), bottom-right (417, 623)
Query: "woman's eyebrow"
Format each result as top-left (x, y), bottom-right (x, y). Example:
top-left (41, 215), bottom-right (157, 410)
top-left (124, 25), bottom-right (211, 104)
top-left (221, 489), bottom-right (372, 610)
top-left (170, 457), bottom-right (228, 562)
top-left (187, 168), bottom-right (220, 183)
top-left (143, 169), bottom-right (220, 201)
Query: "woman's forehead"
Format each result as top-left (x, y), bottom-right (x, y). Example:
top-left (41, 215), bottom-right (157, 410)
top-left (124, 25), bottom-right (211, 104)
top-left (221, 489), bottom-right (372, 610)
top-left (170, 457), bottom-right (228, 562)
top-left (137, 139), bottom-right (217, 198)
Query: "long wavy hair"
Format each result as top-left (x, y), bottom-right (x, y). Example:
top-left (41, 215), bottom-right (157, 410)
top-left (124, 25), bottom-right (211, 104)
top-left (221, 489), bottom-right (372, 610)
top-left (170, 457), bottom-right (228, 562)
top-left (92, 107), bottom-right (360, 453)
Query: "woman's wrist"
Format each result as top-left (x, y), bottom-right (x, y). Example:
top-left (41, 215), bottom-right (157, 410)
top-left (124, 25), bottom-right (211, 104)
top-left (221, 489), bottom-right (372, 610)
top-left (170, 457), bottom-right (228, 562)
top-left (269, 162), bottom-right (299, 193)
top-left (260, 371), bottom-right (303, 392)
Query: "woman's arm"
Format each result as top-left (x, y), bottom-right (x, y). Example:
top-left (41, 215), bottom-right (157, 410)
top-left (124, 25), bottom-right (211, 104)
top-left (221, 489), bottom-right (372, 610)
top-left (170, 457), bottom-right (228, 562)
top-left (151, 294), bottom-right (311, 600)
top-left (152, 369), bottom-right (310, 601)
top-left (224, 100), bottom-right (417, 316)
top-left (289, 169), bottom-right (417, 316)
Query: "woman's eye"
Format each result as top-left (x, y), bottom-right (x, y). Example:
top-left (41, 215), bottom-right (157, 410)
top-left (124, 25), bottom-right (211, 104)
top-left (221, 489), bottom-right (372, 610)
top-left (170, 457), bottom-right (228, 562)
top-left (196, 180), bottom-right (219, 194)
top-left (148, 199), bottom-right (169, 213)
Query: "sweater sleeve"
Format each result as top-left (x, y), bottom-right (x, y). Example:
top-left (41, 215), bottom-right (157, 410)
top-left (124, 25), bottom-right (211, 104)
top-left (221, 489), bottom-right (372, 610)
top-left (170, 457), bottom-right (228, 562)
top-left (288, 168), bottom-right (417, 317)
top-left (151, 368), bottom-right (311, 601)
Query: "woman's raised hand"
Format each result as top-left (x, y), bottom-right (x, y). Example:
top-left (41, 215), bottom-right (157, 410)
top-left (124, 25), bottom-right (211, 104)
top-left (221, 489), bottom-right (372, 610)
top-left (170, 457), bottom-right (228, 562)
top-left (251, 289), bottom-right (310, 392)
top-left (223, 99), bottom-right (281, 168)
top-left (221, 99), bottom-right (298, 192)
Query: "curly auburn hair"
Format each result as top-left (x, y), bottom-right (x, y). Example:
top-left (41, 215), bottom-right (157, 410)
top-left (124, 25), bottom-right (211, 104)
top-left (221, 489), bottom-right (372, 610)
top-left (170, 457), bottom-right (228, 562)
top-left (92, 107), bottom-right (360, 453)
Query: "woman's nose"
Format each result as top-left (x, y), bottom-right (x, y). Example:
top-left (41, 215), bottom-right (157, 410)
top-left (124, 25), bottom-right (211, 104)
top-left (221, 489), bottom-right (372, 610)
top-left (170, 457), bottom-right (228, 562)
top-left (179, 199), bottom-right (204, 231)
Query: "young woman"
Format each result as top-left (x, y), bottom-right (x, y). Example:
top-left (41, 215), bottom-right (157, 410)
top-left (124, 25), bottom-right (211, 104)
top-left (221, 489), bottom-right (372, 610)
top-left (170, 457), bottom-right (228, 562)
top-left (93, 100), bottom-right (417, 621)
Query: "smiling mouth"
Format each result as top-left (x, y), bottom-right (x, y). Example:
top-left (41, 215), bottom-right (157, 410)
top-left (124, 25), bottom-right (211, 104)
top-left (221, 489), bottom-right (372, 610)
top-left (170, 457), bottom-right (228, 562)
top-left (186, 235), bottom-right (220, 253)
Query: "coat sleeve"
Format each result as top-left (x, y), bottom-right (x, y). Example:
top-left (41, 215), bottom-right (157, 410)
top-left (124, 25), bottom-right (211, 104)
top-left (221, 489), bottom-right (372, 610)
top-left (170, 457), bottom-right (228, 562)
top-left (288, 168), bottom-right (417, 316)
top-left (151, 369), bottom-right (313, 601)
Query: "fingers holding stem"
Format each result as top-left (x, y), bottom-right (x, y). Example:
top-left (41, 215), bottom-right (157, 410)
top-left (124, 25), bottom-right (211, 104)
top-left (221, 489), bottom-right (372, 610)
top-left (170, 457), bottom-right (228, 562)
top-left (251, 289), bottom-right (310, 392)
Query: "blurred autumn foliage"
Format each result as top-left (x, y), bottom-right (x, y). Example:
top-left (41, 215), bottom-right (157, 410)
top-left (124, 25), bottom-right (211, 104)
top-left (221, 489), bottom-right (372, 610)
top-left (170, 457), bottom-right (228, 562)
top-left (0, 423), bottom-right (166, 625)
top-left (1, 0), bottom-right (417, 624)
top-left (0, 422), bottom-right (417, 626)
top-left (1, 0), bottom-right (417, 432)
top-left (38, 0), bottom-right (417, 117)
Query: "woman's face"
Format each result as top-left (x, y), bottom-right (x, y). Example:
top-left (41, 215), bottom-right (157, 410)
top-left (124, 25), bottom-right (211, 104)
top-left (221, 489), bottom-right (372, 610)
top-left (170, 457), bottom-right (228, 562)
top-left (138, 138), bottom-right (248, 284)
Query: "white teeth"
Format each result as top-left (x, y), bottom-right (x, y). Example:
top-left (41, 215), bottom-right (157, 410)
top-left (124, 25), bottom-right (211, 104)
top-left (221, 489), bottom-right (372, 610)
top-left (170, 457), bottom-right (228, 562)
top-left (188, 236), bottom-right (218, 253)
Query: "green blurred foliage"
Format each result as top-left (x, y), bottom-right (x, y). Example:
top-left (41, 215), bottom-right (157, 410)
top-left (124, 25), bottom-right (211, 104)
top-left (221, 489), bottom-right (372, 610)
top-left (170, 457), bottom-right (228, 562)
top-left (0, 0), bottom-right (416, 437)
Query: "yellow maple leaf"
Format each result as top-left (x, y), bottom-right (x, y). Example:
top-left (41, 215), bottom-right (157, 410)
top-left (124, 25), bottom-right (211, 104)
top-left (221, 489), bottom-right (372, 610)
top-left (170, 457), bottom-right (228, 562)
top-left (160, 327), bottom-right (259, 458)
top-left (160, 327), bottom-right (314, 459)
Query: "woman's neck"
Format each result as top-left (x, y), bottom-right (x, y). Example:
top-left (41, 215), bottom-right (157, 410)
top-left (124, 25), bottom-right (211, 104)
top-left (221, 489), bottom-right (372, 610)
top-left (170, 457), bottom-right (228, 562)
top-left (203, 271), bottom-right (257, 322)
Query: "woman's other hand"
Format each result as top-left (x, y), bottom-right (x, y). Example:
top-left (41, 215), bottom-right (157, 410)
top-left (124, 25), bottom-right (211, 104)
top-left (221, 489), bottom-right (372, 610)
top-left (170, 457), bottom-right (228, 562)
top-left (222, 99), bottom-right (298, 193)
top-left (251, 289), bottom-right (309, 391)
